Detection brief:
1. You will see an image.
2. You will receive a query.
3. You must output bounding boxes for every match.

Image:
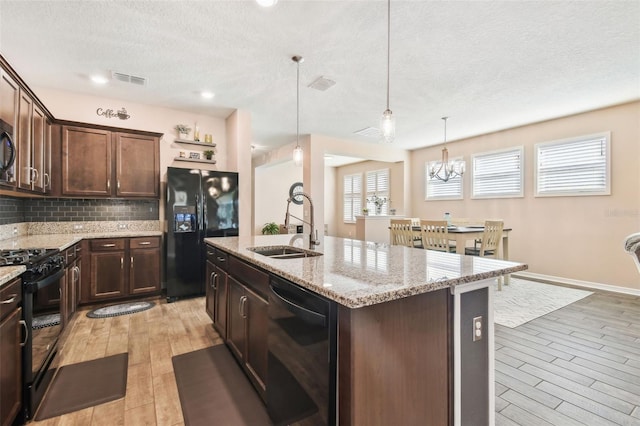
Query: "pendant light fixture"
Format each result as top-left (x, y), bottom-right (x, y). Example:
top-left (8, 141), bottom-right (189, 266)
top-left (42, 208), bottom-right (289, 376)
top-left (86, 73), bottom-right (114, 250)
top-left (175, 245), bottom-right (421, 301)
top-left (292, 55), bottom-right (304, 166)
top-left (380, 0), bottom-right (395, 143)
top-left (429, 117), bottom-right (466, 182)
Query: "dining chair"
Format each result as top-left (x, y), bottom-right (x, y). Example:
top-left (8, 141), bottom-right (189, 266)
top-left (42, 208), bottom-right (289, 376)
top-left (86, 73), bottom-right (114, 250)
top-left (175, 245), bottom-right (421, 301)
top-left (419, 220), bottom-right (451, 252)
top-left (390, 219), bottom-right (414, 247)
top-left (465, 220), bottom-right (505, 289)
top-left (409, 217), bottom-right (423, 248)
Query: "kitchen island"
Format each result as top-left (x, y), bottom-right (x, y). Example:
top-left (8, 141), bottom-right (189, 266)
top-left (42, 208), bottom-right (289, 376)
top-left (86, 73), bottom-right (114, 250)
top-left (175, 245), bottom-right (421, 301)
top-left (205, 234), bottom-right (527, 426)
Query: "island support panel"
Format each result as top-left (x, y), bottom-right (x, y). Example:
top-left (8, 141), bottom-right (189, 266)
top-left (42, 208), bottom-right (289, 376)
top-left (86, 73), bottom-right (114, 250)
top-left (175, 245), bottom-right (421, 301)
top-left (337, 288), bottom-right (451, 425)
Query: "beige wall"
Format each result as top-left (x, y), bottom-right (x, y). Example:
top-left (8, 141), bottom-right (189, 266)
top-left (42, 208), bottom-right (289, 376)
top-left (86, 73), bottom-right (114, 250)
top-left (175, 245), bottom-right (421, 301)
top-left (254, 161), bottom-right (303, 235)
top-left (333, 160), bottom-right (406, 239)
top-left (410, 101), bottom-right (640, 289)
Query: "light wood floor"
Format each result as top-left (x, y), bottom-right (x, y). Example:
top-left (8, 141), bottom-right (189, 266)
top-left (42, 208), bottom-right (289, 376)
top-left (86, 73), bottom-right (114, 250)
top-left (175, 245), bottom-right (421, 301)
top-left (29, 297), bottom-right (223, 426)
top-left (28, 291), bottom-right (640, 426)
top-left (495, 291), bottom-right (640, 425)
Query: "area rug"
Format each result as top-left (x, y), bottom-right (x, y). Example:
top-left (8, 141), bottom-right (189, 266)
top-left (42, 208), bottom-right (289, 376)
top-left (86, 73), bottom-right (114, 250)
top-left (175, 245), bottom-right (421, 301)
top-left (32, 313), bottom-right (61, 329)
top-left (493, 278), bottom-right (593, 328)
top-left (35, 353), bottom-right (128, 420)
top-left (86, 301), bottom-right (155, 318)
top-left (172, 345), bottom-right (271, 426)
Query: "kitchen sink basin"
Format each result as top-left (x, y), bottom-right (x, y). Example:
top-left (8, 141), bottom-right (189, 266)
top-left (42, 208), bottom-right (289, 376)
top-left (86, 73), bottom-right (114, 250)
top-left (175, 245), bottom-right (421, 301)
top-left (247, 245), bottom-right (323, 259)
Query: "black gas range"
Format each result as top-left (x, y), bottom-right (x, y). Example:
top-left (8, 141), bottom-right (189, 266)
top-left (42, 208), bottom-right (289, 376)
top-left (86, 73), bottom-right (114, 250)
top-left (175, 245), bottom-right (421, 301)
top-left (0, 247), bottom-right (66, 421)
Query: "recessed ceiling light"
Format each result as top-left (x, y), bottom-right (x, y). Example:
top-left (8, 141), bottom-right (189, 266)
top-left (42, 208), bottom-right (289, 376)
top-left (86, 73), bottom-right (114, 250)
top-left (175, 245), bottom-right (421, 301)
top-left (256, 0), bottom-right (278, 6)
top-left (90, 75), bottom-right (109, 85)
top-left (201, 91), bottom-right (215, 99)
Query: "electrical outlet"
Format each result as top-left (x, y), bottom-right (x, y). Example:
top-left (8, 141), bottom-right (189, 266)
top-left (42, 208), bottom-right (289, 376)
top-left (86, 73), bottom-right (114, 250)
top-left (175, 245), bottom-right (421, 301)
top-left (118, 223), bottom-right (128, 230)
top-left (73, 224), bottom-right (84, 231)
top-left (473, 316), bottom-right (483, 342)
top-left (12, 226), bottom-right (17, 235)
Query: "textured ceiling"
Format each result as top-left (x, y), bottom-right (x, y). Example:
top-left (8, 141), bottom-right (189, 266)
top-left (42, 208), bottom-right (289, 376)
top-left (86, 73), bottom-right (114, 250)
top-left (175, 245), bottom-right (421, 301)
top-left (0, 0), bottom-right (638, 153)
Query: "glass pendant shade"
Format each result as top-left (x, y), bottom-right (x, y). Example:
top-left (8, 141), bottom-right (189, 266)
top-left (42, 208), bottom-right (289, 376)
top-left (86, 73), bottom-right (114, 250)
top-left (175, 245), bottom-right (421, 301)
top-left (293, 145), bottom-right (303, 166)
top-left (380, 109), bottom-right (396, 143)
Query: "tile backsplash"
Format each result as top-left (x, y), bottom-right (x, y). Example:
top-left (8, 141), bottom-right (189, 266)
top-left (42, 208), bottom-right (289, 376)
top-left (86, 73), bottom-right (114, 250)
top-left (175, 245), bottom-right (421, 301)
top-left (0, 197), bottom-right (25, 225)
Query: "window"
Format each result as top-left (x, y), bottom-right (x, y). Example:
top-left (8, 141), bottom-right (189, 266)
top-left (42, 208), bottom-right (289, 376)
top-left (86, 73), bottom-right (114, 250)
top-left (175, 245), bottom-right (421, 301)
top-left (425, 160), bottom-right (463, 200)
top-left (366, 169), bottom-right (390, 215)
top-left (343, 173), bottom-right (362, 222)
top-left (535, 132), bottom-right (610, 196)
top-left (471, 147), bottom-right (524, 198)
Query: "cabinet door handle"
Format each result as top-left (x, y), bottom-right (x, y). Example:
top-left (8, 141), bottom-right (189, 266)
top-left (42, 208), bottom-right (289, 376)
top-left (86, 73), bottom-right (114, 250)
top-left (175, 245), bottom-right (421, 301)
top-left (117, 180), bottom-right (120, 189)
top-left (107, 180), bottom-right (111, 190)
top-left (210, 272), bottom-right (217, 289)
top-left (0, 294), bottom-right (17, 304)
top-left (73, 266), bottom-right (80, 283)
top-left (240, 296), bottom-right (248, 318)
top-left (19, 320), bottom-right (29, 347)
top-left (44, 172), bottom-right (50, 188)
top-left (139, 241), bottom-right (151, 245)
top-left (216, 257), bottom-right (226, 262)
top-left (207, 251), bottom-right (215, 256)
top-left (130, 256), bottom-right (134, 267)
top-left (102, 243), bottom-right (116, 248)
top-left (121, 257), bottom-right (124, 269)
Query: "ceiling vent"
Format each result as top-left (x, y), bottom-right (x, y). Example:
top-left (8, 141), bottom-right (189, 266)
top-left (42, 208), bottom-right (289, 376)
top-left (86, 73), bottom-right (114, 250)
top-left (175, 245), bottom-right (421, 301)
top-left (353, 127), bottom-right (380, 138)
top-left (111, 71), bottom-right (147, 86)
top-left (308, 76), bottom-right (336, 91)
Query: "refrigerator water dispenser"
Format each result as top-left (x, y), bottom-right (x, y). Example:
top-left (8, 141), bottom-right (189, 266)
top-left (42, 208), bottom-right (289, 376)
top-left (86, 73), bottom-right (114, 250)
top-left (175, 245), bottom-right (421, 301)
top-left (174, 206), bottom-right (196, 232)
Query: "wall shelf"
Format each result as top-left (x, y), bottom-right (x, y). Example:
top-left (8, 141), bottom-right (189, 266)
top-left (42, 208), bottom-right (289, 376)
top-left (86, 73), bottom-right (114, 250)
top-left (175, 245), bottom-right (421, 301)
top-left (174, 138), bottom-right (217, 148)
top-left (173, 157), bottom-right (217, 164)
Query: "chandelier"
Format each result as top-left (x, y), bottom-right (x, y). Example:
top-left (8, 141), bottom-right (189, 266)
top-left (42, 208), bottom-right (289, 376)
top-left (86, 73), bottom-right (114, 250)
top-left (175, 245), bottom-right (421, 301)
top-left (428, 117), bottom-right (465, 182)
top-left (380, 0), bottom-right (395, 143)
top-left (292, 55), bottom-right (304, 166)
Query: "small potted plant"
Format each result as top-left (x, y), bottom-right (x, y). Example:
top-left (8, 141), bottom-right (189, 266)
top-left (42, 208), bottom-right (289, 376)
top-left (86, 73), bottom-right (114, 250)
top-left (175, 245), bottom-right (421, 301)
top-left (203, 149), bottom-right (214, 160)
top-left (362, 208), bottom-right (369, 216)
top-left (261, 222), bottom-right (280, 235)
top-left (174, 124), bottom-right (191, 139)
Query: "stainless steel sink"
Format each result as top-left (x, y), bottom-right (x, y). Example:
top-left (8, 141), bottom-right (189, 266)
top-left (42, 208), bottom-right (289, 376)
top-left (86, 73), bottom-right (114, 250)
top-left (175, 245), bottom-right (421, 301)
top-left (247, 245), bottom-right (323, 259)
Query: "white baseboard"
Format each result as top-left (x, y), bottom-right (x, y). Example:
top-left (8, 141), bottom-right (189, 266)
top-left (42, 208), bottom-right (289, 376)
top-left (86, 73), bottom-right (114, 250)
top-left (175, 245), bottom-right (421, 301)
top-left (513, 272), bottom-right (640, 297)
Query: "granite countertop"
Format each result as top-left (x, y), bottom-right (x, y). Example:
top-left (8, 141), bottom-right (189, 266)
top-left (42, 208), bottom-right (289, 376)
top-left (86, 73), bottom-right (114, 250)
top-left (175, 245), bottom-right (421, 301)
top-left (0, 266), bottom-right (26, 287)
top-left (205, 234), bottom-right (528, 309)
top-left (0, 230), bottom-right (162, 287)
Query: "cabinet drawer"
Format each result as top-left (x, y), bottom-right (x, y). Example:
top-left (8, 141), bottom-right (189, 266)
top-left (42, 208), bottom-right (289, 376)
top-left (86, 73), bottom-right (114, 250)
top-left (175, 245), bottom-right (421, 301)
top-left (0, 278), bottom-right (22, 321)
top-left (130, 237), bottom-right (160, 249)
top-left (228, 255), bottom-right (268, 300)
top-left (90, 238), bottom-right (126, 251)
top-left (213, 249), bottom-right (229, 270)
top-left (206, 245), bottom-right (216, 263)
top-left (65, 245), bottom-right (77, 263)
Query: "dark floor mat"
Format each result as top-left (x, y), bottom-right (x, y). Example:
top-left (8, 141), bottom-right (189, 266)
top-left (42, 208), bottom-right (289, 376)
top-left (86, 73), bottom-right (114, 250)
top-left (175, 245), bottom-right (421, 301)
top-left (35, 353), bottom-right (128, 420)
top-left (172, 345), bottom-right (271, 426)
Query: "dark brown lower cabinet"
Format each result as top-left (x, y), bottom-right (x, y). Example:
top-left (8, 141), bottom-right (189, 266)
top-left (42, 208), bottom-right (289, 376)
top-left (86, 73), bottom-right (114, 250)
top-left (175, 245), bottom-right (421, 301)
top-left (226, 275), bottom-right (268, 400)
top-left (62, 244), bottom-right (81, 328)
top-left (0, 278), bottom-right (22, 426)
top-left (81, 237), bottom-right (160, 304)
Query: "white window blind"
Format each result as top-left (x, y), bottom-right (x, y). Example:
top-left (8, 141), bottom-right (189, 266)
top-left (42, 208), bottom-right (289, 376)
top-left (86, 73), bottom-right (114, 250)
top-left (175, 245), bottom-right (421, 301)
top-left (535, 132), bottom-right (610, 196)
top-left (425, 161), bottom-right (463, 200)
top-left (366, 169), bottom-right (390, 215)
top-left (472, 147), bottom-right (524, 198)
top-left (343, 173), bottom-right (362, 222)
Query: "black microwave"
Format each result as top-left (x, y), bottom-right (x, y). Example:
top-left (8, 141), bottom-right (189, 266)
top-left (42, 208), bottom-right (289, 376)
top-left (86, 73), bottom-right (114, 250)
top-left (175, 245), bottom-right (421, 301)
top-left (0, 118), bottom-right (16, 185)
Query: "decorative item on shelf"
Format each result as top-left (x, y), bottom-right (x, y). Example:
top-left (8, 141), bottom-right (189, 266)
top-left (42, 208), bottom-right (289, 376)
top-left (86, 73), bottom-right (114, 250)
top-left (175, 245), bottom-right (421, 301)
top-left (367, 194), bottom-right (389, 215)
top-left (175, 124), bottom-right (191, 140)
top-left (194, 122), bottom-right (200, 141)
top-left (390, 208), bottom-right (396, 215)
top-left (292, 55), bottom-right (304, 166)
top-left (380, 0), bottom-right (395, 143)
top-left (204, 134), bottom-right (213, 144)
top-left (362, 208), bottom-right (369, 216)
top-left (429, 117), bottom-right (466, 183)
top-left (203, 150), bottom-right (214, 160)
top-left (261, 222), bottom-right (280, 235)
top-left (179, 151), bottom-right (186, 158)
top-left (189, 152), bottom-right (200, 160)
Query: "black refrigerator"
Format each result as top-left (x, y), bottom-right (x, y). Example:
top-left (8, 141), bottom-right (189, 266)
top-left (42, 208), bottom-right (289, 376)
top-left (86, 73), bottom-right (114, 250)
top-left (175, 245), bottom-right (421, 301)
top-left (165, 166), bottom-right (239, 302)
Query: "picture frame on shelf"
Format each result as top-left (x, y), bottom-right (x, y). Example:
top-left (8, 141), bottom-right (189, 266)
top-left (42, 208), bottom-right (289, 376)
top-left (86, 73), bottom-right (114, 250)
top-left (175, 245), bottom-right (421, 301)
top-left (189, 152), bottom-right (200, 160)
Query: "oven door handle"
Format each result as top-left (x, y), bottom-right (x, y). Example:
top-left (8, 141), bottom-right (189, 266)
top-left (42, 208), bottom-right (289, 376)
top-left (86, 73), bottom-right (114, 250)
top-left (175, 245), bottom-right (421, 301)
top-left (19, 320), bottom-right (28, 347)
top-left (34, 267), bottom-right (66, 292)
top-left (270, 285), bottom-right (327, 327)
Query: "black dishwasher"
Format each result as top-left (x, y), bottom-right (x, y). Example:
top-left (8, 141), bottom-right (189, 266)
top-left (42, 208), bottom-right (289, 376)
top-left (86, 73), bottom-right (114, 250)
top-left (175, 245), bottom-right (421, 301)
top-left (267, 276), bottom-right (337, 426)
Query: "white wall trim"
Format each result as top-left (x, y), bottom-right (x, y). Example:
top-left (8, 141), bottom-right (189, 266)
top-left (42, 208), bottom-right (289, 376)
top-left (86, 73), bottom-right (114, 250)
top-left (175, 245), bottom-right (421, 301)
top-left (513, 272), bottom-right (640, 297)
